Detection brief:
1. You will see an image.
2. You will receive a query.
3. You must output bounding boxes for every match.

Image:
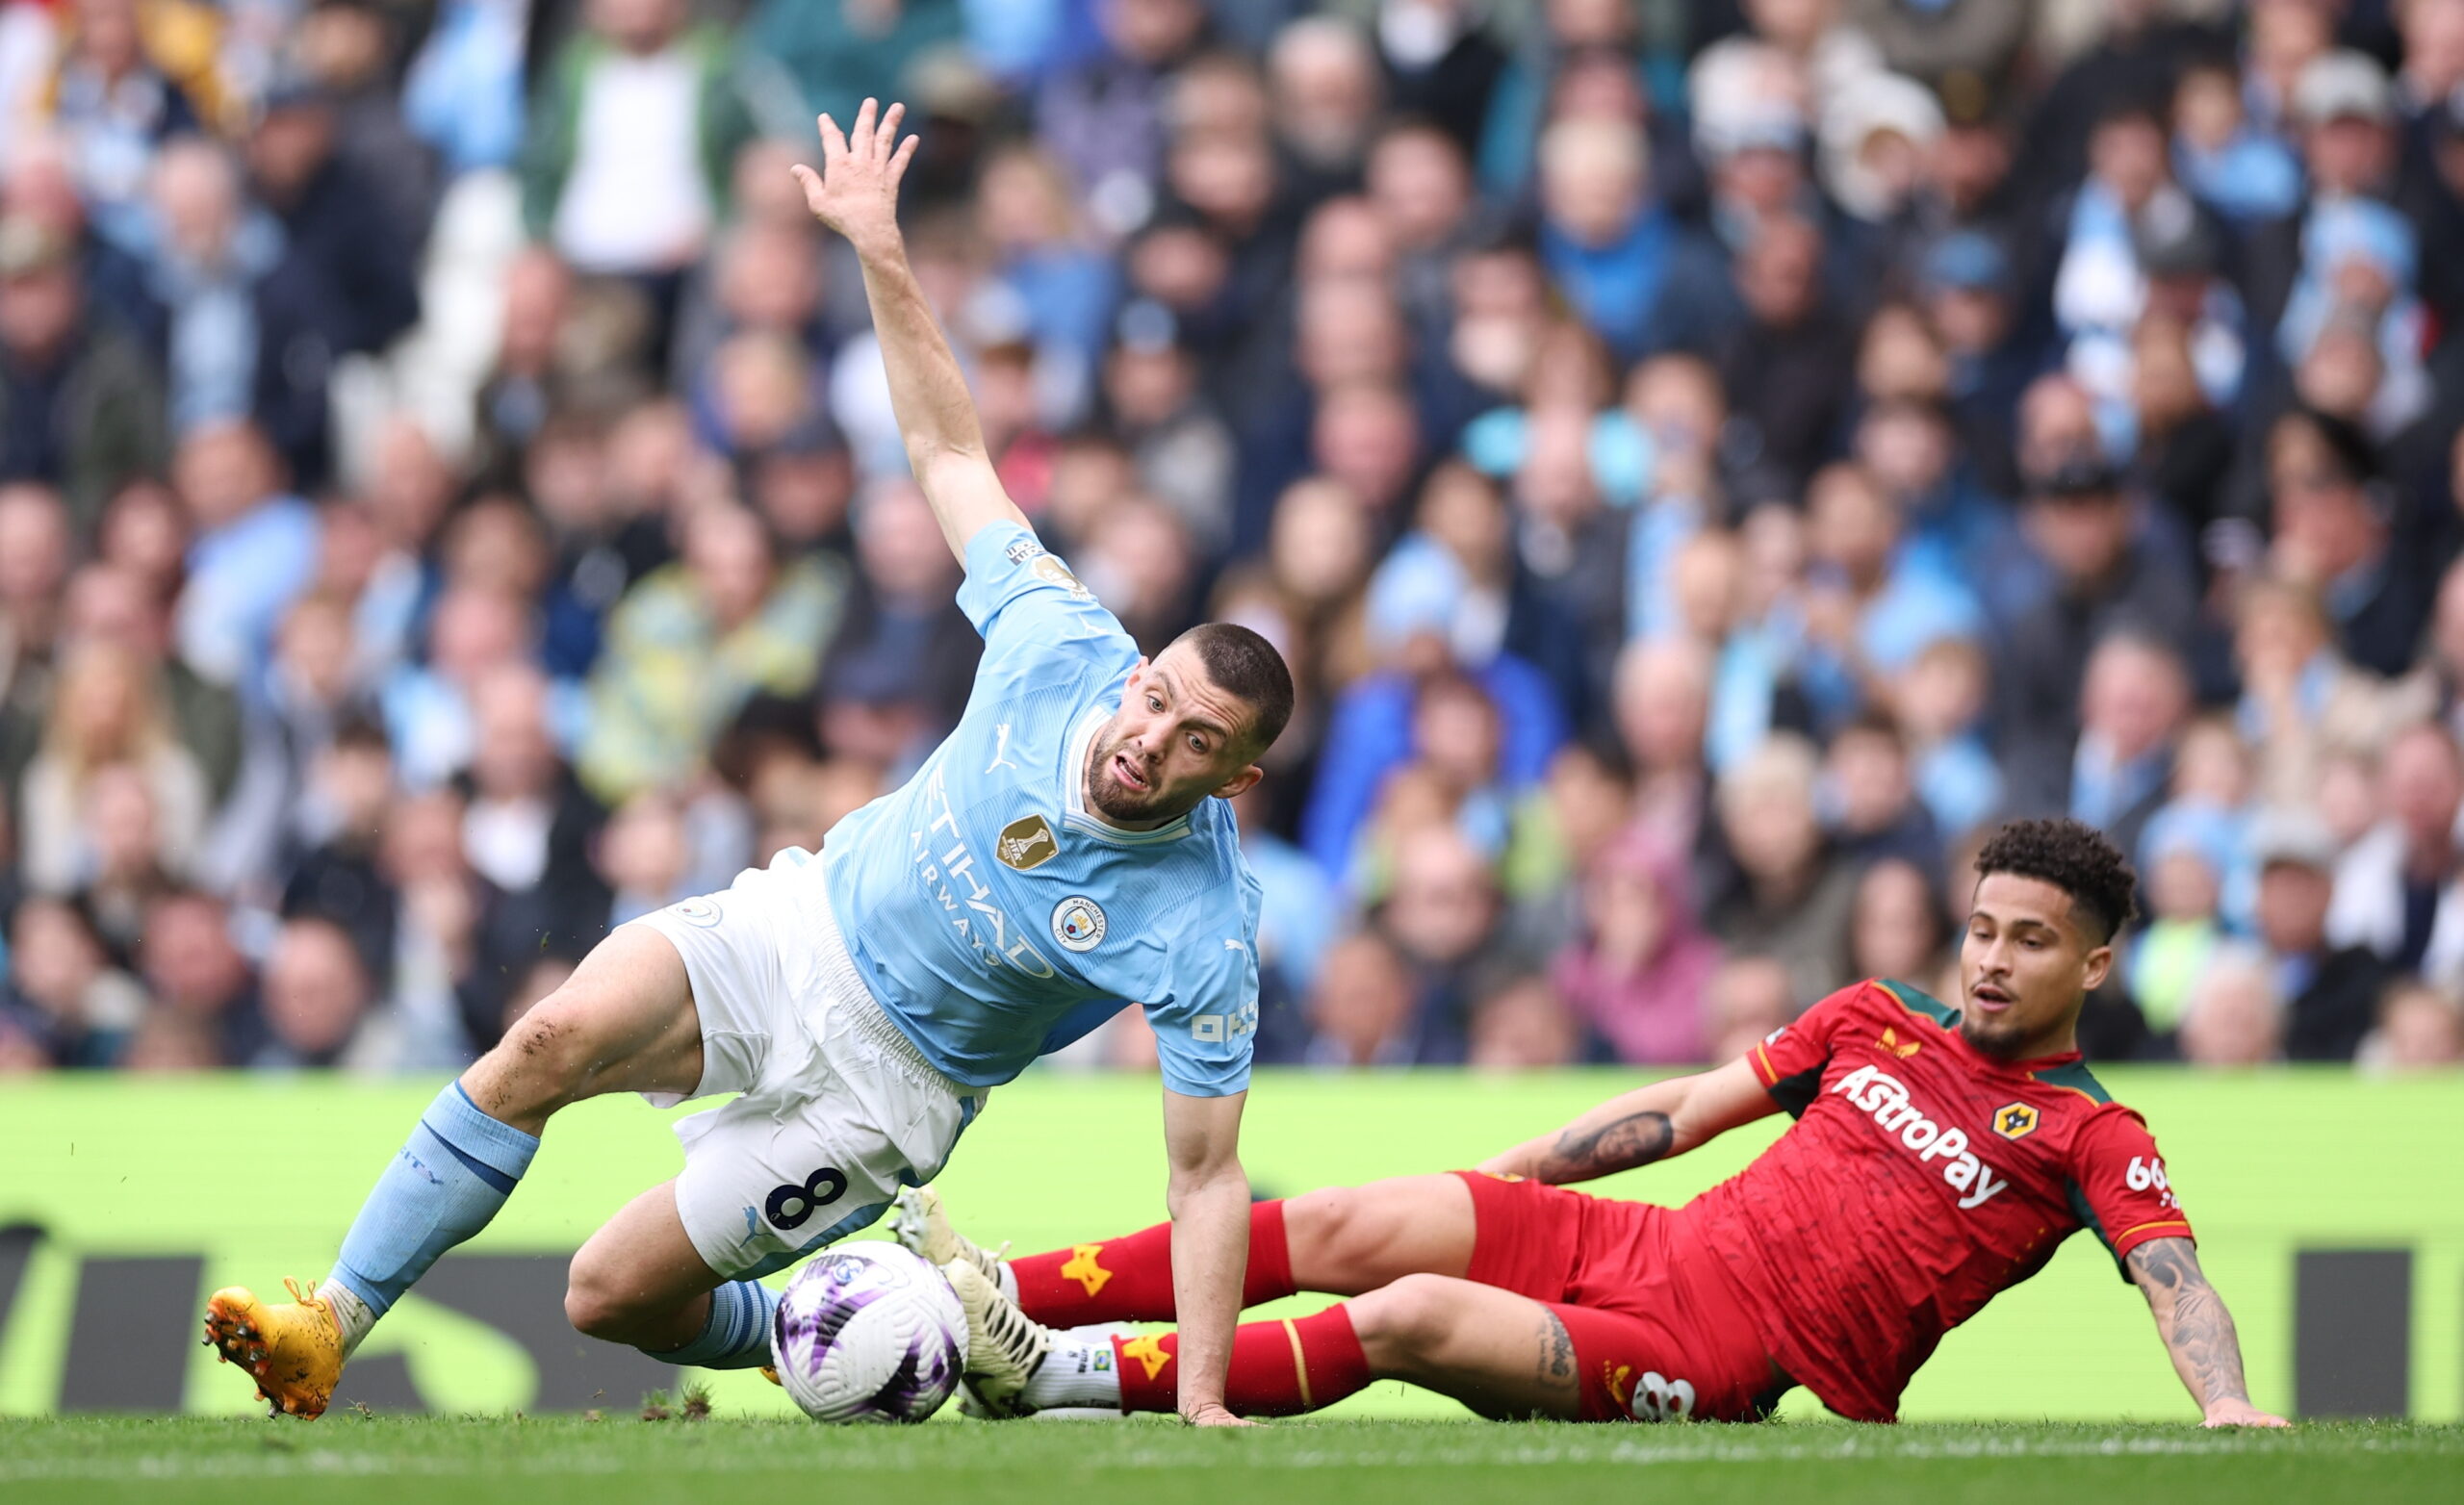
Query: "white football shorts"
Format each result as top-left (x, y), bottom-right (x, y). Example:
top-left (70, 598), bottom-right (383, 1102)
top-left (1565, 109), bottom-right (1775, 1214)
top-left (629, 846), bottom-right (988, 1280)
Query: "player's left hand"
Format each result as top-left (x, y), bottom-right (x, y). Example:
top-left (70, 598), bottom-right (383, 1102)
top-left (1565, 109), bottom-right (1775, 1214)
top-left (1182, 1402), bottom-right (1258, 1428)
top-left (2201, 1398), bottom-right (2290, 1428)
top-left (791, 97), bottom-right (917, 260)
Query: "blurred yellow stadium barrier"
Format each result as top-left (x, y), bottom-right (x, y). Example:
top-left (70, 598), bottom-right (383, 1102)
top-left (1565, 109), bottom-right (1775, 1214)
top-left (0, 1071), bottom-right (2455, 1420)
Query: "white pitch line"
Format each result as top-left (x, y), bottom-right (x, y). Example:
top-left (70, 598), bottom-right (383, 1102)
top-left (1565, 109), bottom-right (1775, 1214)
top-left (0, 1431), bottom-right (2455, 1484)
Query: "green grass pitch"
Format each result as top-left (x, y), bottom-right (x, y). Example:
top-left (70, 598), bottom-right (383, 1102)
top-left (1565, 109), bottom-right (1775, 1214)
top-left (3, 1416), bottom-right (2456, 1505)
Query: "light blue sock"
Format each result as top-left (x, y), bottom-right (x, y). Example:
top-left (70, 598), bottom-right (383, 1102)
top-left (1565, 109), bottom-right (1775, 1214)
top-left (327, 1082), bottom-right (538, 1328)
top-left (648, 1280), bottom-right (779, 1370)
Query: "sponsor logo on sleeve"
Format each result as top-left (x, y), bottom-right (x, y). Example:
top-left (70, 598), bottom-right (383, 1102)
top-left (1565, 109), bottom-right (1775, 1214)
top-left (1051, 895), bottom-right (1108, 952)
top-left (1004, 537), bottom-right (1044, 564)
top-left (1831, 1063), bottom-right (2010, 1209)
top-left (1993, 1102), bottom-right (2041, 1141)
top-left (996, 813), bottom-right (1059, 871)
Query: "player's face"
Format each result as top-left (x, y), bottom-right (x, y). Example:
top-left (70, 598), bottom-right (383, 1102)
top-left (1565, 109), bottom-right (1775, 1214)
top-left (1957, 873), bottom-right (2113, 1059)
top-left (1084, 648), bottom-right (1263, 828)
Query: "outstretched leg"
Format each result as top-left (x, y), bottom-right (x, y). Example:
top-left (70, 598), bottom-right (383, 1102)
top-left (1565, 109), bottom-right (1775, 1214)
top-left (985, 1272), bottom-right (1582, 1420)
top-left (205, 924), bottom-right (707, 1416)
top-left (982, 1174), bottom-right (1477, 1326)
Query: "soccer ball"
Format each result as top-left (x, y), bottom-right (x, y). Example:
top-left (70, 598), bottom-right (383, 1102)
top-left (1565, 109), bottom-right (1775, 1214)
top-left (770, 1242), bottom-right (969, 1423)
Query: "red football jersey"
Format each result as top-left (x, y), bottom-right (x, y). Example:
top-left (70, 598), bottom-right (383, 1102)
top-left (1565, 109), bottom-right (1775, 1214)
top-left (1683, 978), bottom-right (2191, 1421)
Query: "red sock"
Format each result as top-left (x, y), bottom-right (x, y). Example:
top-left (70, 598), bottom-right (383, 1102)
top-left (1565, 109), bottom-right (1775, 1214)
top-left (1011, 1200), bottom-right (1295, 1325)
top-left (1114, 1305), bottom-right (1371, 1417)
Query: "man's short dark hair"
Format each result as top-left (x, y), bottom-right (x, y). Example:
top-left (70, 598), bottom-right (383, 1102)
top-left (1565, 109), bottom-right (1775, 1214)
top-left (1173, 622), bottom-right (1294, 757)
top-left (1973, 817), bottom-right (2141, 945)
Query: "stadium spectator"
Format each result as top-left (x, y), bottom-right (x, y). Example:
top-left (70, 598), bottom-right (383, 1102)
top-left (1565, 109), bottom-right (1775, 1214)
top-left (1707, 732), bottom-right (1859, 1008)
top-left (2328, 721), bottom-right (2464, 977)
top-left (2130, 802), bottom-right (2236, 1041)
top-left (1300, 536), bottom-right (1562, 878)
top-left (0, 0), bottom-right (2454, 1084)
top-left (2, 892), bottom-right (143, 1067)
top-left (2177, 944), bottom-right (2288, 1069)
top-left (1552, 828), bottom-right (1716, 1065)
top-left (1366, 822), bottom-right (1530, 1064)
top-left (2247, 807), bottom-right (2391, 1061)
top-left (523, 0), bottom-right (755, 292)
top-left (1847, 855), bottom-right (1948, 987)
top-left (0, 214), bottom-right (164, 523)
top-left (253, 913), bottom-right (381, 1070)
top-left (1465, 974), bottom-right (1583, 1070)
top-left (135, 887), bottom-right (259, 1066)
top-left (18, 640), bottom-right (206, 895)
top-left (578, 501), bottom-right (845, 803)
top-left (1301, 927), bottom-right (1415, 1068)
top-left (244, 75), bottom-right (423, 488)
top-left (1703, 952), bottom-right (1798, 1063)
top-left (1994, 441), bottom-right (2197, 784)
top-left (167, 421), bottom-right (316, 692)
top-left (2356, 977), bottom-right (2464, 1072)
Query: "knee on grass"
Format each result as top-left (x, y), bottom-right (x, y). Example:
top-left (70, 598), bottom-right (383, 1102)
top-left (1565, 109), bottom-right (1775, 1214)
top-left (563, 1252), bottom-right (684, 1344)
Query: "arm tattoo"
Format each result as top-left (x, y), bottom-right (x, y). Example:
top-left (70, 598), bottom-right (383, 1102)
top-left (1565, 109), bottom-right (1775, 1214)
top-left (2128, 1237), bottom-right (2251, 1408)
top-left (1535, 1110), bottom-right (1674, 1185)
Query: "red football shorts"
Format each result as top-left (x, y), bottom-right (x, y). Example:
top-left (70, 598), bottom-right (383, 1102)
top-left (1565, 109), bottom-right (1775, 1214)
top-left (1453, 1170), bottom-right (1788, 1422)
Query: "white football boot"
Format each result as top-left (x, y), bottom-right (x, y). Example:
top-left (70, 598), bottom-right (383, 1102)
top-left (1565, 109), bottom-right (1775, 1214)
top-left (944, 1258), bottom-right (1051, 1419)
top-left (892, 1186), bottom-right (1010, 1292)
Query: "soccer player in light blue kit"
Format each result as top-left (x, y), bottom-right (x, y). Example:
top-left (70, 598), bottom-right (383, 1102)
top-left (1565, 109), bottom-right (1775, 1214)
top-left (203, 100), bottom-right (1288, 1430)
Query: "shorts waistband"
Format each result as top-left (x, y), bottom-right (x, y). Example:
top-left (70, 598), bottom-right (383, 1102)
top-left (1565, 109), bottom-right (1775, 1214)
top-left (806, 861), bottom-right (972, 1102)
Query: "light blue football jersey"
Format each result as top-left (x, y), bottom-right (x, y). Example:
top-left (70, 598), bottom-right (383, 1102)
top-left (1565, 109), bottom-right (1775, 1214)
top-left (819, 520), bottom-right (1262, 1097)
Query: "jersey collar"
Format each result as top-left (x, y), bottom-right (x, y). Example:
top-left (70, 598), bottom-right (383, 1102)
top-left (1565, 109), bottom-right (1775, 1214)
top-left (1064, 704), bottom-right (1194, 846)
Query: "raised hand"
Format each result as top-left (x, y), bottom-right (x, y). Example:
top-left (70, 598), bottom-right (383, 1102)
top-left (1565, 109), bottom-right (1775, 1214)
top-left (790, 97), bottom-right (918, 260)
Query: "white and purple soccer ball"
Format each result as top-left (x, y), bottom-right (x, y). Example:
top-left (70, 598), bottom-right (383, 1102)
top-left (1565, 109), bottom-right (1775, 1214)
top-left (770, 1243), bottom-right (969, 1424)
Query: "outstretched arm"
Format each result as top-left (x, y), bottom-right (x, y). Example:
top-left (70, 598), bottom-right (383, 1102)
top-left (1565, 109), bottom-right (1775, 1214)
top-left (792, 99), bottom-right (1030, 559)
top-left (1162, 1088), bottom-right (1253, 1427)
top-left (1478, 1056), bottom-right (1780, 1186)
top-left (2124, 1237), bottom-right (2288, 1427)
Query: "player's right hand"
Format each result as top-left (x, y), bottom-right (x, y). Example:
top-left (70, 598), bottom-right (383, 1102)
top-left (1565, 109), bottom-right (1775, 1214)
top-left (2200, 1398), bottom-right (2290, 1428)
top-left (791, 98), bottom-right (917, 260)
top-left (1182, 1401), bottom-right (1258, 1428)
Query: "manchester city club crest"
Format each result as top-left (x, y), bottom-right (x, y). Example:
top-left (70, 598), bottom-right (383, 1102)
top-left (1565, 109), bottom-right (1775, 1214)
top-left (1051, 896), bottom-right (1107, 952)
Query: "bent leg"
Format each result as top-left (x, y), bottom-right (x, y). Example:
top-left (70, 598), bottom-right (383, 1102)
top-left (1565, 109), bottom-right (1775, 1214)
top-left (1008, 1173), bottom-right (1476, 1326)
top-left (566, 1181), bottom-right (777, 1367)
top-left (1097, 1275), bottom-right (1578, 1420)
top-left (464, 922), bottom-right (706, 1133)
top-left (324, 923), bottom-right (706, 1348)
top-left (1346, 1275), bottom-right (1581, 1420)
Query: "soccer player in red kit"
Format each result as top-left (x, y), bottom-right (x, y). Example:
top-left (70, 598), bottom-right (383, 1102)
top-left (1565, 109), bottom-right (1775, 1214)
top-left (910, 818), bottom-right (2289, 1426)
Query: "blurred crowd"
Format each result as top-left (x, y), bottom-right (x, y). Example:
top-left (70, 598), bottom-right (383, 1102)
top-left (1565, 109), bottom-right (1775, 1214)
top-left (2, 0), bottom-right (2462, 1080)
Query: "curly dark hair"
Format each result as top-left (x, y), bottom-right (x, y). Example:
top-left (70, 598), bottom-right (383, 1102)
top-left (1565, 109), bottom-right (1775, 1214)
top-left (1972, 818), bottom-right (2141, 945)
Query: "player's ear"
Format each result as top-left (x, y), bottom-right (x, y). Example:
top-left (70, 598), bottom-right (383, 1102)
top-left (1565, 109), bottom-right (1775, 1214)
top-left (2078, 940), bottom-right (2115, 993)
top-left (1212, 763), bottom-right (1264, 802)
top-left (1125, 655), bottom-right (1151, 689)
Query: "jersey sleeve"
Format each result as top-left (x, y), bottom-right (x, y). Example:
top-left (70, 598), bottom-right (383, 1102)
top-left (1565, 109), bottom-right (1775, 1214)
top-left (1142, 916), bottom-right (1260, 1100)
top-left (1745, 982), bottom-right (1865, 1117)
top-left (956, 521), bottom-right (1134, 671)
top-left (2065, 1107), bottom-right (2196, 1282)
